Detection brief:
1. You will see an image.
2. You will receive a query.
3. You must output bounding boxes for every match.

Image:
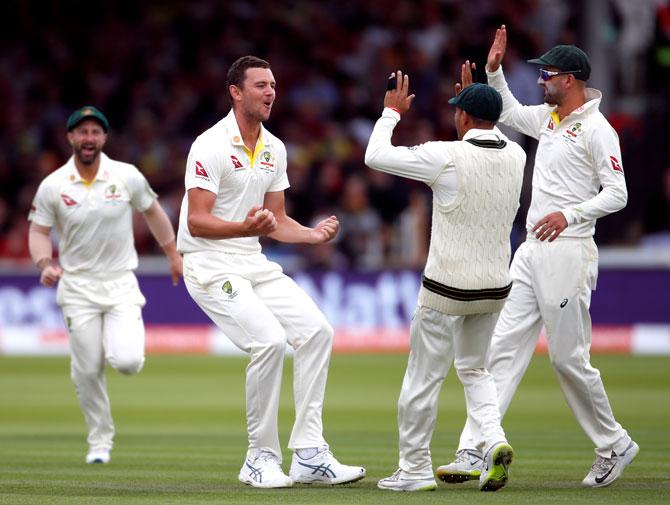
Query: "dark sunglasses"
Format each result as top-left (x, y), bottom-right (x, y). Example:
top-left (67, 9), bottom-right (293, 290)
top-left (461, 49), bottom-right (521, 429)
top-left (539, 68), bottom-right (579, 81)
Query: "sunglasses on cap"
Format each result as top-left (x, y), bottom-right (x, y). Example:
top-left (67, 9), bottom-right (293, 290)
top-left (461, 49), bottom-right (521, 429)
top-left (539, 68), bottom-right (580, 81)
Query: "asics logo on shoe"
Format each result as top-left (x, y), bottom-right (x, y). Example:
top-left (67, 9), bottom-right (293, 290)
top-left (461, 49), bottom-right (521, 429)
top-left (297, 461), bottom-right (336, 478)
top-left (594, 463), bottom-right (616, 484)
top-left (246, 462), bottom-right (263, 483)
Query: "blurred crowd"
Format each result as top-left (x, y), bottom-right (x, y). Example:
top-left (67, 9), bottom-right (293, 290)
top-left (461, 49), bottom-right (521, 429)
top-left (1, 0), bottom-right (669, 271)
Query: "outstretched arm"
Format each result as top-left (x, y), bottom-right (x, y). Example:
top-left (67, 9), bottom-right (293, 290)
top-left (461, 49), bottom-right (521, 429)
top-left (264, 191), bottom-right (339, 244)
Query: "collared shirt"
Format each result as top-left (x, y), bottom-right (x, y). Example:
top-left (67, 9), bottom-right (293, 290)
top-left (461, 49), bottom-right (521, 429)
top-left (487, 66), bottom-right (628, 237)
top-left (28, 153), bottom-right (157, 273)
top-left (177, 109), bottom-right (290, 255)
top-left (364, 107), bottom-right (522, 205)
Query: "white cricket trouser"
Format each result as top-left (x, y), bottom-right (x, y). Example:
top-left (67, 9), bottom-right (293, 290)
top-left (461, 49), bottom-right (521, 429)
top-left (398, 305), bottom-right (506, 474)
top-left (183, 251), bottom-right (332, 462)
top-left (56, 271), bottom-right (146, 452)
top-left (457, 236), bottom-right (631, 458)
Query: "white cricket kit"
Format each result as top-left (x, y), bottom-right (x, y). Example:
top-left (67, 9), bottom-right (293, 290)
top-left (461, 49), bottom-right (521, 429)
top-left (29, 153), bottom-right (157, 452)
top-left (456, 67), bottom-right (631, 458)
top-left (178, 110), bottom-right (333, 460)
top-left (365, 108), bottom-right (525, 473)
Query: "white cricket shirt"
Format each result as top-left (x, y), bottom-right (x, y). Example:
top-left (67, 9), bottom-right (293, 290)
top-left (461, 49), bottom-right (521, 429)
top-left (487, 66), bottom-right (627, 237)
top-left (29, 153), bottom-right (157, 273)
top-left (177, 110), bottom-right (290, 255)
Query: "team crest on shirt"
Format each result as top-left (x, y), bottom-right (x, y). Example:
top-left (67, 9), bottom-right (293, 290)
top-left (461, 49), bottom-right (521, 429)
top-left (194, 160), bottom-right (210, 179)
top-left (60, 193), bottom-right (78, 207)
top-left (258, 150), bottom-right (275, 173)
top-left (562, 122), bottom-right (583, 143)
top-left (222, 280), bottom-right (239, 300)
top-left (104, 184), bottom-right (122, 201)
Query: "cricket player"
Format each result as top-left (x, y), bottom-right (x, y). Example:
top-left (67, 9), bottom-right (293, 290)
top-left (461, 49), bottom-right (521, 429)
top-left (437, 26), bottom-right (638, 488)
top-left (366, 71), bottom-right (525, 492)
top-left (28, 106), bottom-right (183, 464)
top-left (177, 55), bottom-right (365, 488)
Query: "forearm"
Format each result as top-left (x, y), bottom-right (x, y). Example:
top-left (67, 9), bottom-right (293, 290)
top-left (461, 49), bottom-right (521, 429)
top-left (365, 109), bottom-right (442, 184)
top-left (143, 201), bottom-right (176, 247)
top-left (268, 214), bottom-right (313, 244)
top-left (486, 66), bottom-right (544, 138)
top-left (28, 224), bottom-right (53, 269)
top-left (187, 212), bottom-right (248, 239)
top-left (562, 184), bottom-right (628, 225)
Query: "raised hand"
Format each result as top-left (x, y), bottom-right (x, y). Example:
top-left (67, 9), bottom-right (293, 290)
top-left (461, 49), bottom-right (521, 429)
top-left (486, 24), bottom-right (507, 72)
top-left (383, 70), bottom-right (416, 114)
top-left (454, 60), bottom-right (476, 96)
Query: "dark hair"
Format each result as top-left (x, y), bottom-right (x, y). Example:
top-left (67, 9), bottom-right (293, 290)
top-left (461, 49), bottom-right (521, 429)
top-left (226, 55), bottom-right (271, 104)
top-left (470, 116), bottom-right (497, 129)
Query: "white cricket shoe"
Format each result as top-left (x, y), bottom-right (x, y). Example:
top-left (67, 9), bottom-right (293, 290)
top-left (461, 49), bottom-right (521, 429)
top-left (435, 449), bottom-right (483, 483)
top-left (479, 442), bottom-right (513, 492)
top-left (582, 440), bottom-right (639, 488)
top-left (289, 447), bottom-right (365, 485)
top-left (85, 449), bottom-right (111, 464)
top-left (378, 468), bottom-right (437, 491)
top-left (238, 450), bottom-right (293, 488)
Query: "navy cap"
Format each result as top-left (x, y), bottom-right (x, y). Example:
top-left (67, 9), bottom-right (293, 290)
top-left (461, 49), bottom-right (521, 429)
top-left (448, 83), bottom-right (502, 122)
top-left (527, 45), bottom-right (591, 81)
top-left (66, 106), bottom-right (109, 132)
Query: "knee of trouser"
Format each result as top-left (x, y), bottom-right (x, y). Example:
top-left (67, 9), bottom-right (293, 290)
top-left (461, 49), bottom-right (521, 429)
top-left (550, 354), bottom-right (585, 378)
top-left (297, 320), bottom-right (334, 350)
top-left (108, 355), bottom-right (145, 375)
top-left (71, 366), bottom-right (102, 384)
top-left (456, 367), bottom-right (488, 386)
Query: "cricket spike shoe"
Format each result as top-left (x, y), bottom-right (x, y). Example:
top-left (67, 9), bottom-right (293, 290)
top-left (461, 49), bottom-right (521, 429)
top-left (378, 469), bottom-right (438, 491)
top-left (435, 449), bottom-right (484, 483)
top-left (85, 449), bottom-right (111, 464)
top-left (582, 440), bottom-right (639, 488)
top-left (479, 442), bottom-right (513, 492)
top-left (238, 450), bottom-right (293, 488)
top-left (289, 447), bottom-right (365, 485)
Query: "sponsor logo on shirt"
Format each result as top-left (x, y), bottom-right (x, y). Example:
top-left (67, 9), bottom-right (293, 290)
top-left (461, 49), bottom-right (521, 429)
top-left (230, 155), bottom-right (245, 171)
top-left (547, 119), bottom-right (554, 130)
top-left (104, 184), bottom-right (122, 200)
top-left (609, 155), bottom-right (623, 173)
top-left (195, 160), bottom-right (210, 179)
top-left (60, 194), bottom-right (78, 206)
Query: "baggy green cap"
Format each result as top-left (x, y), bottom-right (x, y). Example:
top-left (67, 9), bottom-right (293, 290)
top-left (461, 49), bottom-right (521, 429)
top-left (66, 106), bottom-right (109, 132)
top-left (527, 45), bottom-right (591, 81)
top-left (448, 83), bottom-right (503, 122)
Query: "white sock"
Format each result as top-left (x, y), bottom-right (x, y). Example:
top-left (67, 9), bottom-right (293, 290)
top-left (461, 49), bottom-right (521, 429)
top-left (296, 447), bottom-right (319, 460)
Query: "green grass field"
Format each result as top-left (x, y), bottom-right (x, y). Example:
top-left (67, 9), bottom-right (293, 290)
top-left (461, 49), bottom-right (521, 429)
top-left (0, 353), bottom-right (668, 504)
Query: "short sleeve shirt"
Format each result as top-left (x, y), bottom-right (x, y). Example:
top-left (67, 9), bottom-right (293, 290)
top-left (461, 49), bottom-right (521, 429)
top-left (29, 153), bottom-right (157, 273)
top-left (177, 110), bottom-right (290, 254)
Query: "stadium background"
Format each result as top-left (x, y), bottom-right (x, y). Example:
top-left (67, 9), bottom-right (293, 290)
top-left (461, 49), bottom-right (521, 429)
top-left (0, 1), bottom-right (668, 503)
top-left (0, 0), bottom-right (668, 354)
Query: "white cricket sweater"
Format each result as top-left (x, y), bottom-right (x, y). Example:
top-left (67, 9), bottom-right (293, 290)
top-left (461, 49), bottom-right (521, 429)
top-left (365, 108), bottom-right (525, 315)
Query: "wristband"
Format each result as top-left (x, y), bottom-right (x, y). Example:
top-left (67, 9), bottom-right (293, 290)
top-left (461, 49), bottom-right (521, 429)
top-left (389, 107), bottom-right (401, 115)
